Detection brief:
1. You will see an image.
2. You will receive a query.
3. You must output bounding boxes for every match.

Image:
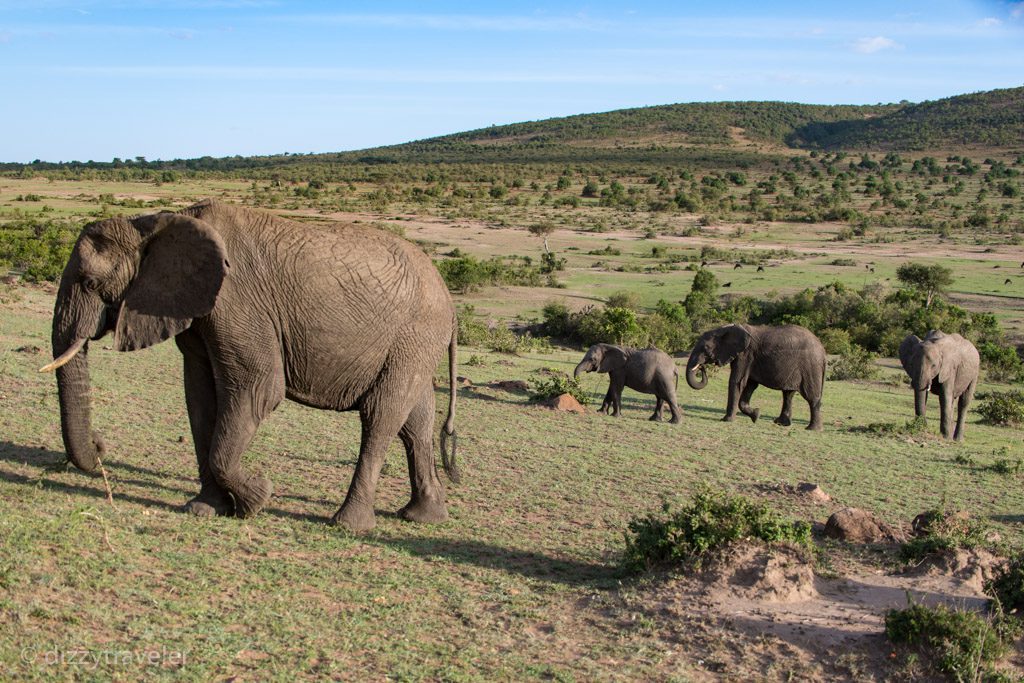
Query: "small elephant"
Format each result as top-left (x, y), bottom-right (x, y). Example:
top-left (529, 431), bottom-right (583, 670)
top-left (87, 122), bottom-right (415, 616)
top-left (686, 324), bottom-right (825, 430)
top-left (41, 200), bottom-right (459, 531)
top-left (573, 343), bottom-right (681, 423)
top-left (898, 330), bottom-right (979, 441)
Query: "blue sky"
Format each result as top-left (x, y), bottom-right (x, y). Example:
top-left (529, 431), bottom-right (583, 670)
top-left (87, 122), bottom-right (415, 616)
top-left (1, 1), bottom-right (1022, 163)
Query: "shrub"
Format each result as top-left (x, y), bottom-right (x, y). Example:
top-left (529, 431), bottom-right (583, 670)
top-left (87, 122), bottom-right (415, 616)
top-left (528, 373), bottom-right (587, 405)
top-left (976, 391), bottom-right (1024, 427)
top-left (978, 342), bottom-right (1024, 383)
top-left (828, 344), bottom-right (879, 381)
top-left (605, 290), bottom-right (641, 311)
top-left (854, 416), bottom-right (927, 438)
top-left (987, 551), bottom-right (1024, 612)
top-left (818, 328), bottom-right (853, 355)
top-left (899, 508), bottom-right (993, 563)
top-left (885, 600), bottom-right (1016, 681)
top-left (0, 218), bottom-right (78, 282)
top-left (622, 487), bottom-right (812, 573)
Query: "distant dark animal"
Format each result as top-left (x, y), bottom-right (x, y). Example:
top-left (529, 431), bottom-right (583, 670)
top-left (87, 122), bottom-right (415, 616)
top-left (994, 265), bottom-right (1000, 269)
top-left (734, 262), bottom-right (742, 269)
top-left (574, 344), bottom-right (681, 423)
top-left (700, 260), bottom-right (708, 267)
top-left (686, 324), bottom-right (825, 430)
top-left (870, 267), bottom-right (875, 273)
top-left (723, 282), bottom-right (732, 288)
top-left (756, 265), bottom-right (765, 272)
top-left (1020, 261), bottom-right (1023, 268)
top-left (1006, 278), bottom-right (1013, 285)
top-left (865, 265), bottom-right (870, 270)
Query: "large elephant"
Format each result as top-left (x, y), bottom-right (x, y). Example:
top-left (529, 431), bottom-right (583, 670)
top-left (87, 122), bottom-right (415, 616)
top-left (686, 324), bottom-right (825, 430)
top-left (898, 330), bottom-right (979, 441)
top-left (41, 200), bottom-right (458, 531)
top-left (573, 343), bottom-right (681, 423)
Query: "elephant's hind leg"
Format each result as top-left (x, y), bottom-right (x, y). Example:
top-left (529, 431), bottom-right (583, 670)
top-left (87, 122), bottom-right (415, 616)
top-left (333, 383), bottom-right (415, 532)
top-left (177, 334), bottom-right (233, 517)
top-left (774, 390), bottom-right (794, 426)
top-left (397, 383), bottom-right (449, 524)
top-left (649, 397), bottom-right (664, 422)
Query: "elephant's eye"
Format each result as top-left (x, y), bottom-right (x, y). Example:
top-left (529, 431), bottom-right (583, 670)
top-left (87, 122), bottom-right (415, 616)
top-left (82, 276), bottom-right (100, 292)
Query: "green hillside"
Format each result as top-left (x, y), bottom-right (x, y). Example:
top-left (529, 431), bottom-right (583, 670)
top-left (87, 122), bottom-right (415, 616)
top-left (788, 86), bottom-right (1024, 150)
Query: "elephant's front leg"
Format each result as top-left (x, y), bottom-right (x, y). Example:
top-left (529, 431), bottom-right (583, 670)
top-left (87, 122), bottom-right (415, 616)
top-left (938, 384), bottom-right (954, 439)
top-left (953, 382), bottom-right (975, 441)
top-left (207, 387), bottom-right (278, 518)
top-left (738, 380), bottom-right (761, 423)
top-left (177, 336), bottom-right (234, 517)
top-left (609, 374), bottom-right (626, 417)
top-left (723, 369), bottom-right (743, 421)
top-left (396, 382), bottom-right (448, 524)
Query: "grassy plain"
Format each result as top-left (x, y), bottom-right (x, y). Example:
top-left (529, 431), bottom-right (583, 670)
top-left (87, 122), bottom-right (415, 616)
top-left (1, 160), bottom-right (1023, 679)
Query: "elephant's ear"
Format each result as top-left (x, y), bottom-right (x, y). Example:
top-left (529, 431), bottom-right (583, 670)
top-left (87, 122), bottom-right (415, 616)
top-left (114, 214), bottom-right (228, 351)
top-left (898, 334), bottom-right (920, 373)
top-left (598, 344), bottom-right (627, 372)
top-left (717, 325), bottom-right (751, 364)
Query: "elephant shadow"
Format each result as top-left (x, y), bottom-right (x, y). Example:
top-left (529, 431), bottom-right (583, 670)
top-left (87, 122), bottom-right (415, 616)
top-left (0, 440), bottom-right (348, 523)
top-left (368, 533), bottom-right (620, 589)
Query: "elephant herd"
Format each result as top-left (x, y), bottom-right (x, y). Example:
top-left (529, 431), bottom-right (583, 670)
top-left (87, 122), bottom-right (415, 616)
top-left (575, 326), bottom-right (979, 442)
top-left (38, 201), bottom-right (982, 531)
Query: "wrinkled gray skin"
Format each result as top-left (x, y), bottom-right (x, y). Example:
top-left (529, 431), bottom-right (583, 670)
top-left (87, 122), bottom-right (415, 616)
top-left (46, 200), bottom-right (458, 532)
top-left (686, 324), bottom-right (825, 430)
top-left (898, 330), bottom-right (979, 441)
top-left (574, 343), bottom-right (681, 423)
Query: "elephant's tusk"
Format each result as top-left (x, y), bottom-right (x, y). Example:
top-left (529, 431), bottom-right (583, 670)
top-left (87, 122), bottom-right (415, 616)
top-left (39, 337), bottom-right (87, 373)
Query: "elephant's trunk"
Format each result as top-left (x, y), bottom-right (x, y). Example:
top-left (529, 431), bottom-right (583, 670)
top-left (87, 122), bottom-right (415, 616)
top-left (914, 388), bottom-right (928, 420)
top-left (49, 262), bottom-right (106, 473)
top-left (685, 352), bottom-right (708, 390)
top-left (55, 344), bottom-right (104, 473)
top-left (573, 360), bottom-right (590, 379)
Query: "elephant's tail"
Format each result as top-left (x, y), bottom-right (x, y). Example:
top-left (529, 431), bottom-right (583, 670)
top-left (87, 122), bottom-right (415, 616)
top-left (440, 321), bottom-right (461, 484)
top-left (674, 366), bottom-right (679, 390)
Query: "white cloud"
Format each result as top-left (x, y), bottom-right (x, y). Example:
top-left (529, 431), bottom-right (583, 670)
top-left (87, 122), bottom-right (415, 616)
top-left (1012, 3), bottom-right (1024, 20)
top-left (852, 36), bottom-right (900, 54)
top-left (976, 17), bottom-right (1001, 28)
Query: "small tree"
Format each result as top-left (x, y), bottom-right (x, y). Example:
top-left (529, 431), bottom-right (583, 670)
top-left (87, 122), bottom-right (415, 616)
top-left (896, 262), bottom-right (953, 308)
top-left (528, 222), bottom-right (556, 254)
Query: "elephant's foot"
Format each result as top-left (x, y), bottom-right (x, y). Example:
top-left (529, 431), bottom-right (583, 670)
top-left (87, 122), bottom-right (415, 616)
top-left (232, 475), bottom-right (273, 519)
top-left (774, 415), bottom-right (791, 427)
top-left (182, 490), bottom-right (235, 517)
top-left (668, 414), bottom-right (682, 424)
top-left (721, 414), bottom-right (735, 422)
top-left (398, 498), bottom-right (449, 524)
top-left (332, 502), bottom-right (377, 532)
top-left (648, 413), bottom-right (662, 422)
top-left (806, 422), bottom-right (823, 431)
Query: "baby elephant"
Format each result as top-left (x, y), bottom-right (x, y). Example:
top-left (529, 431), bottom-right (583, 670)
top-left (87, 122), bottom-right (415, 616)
top-left (573, 343), bottom-right (681, 423)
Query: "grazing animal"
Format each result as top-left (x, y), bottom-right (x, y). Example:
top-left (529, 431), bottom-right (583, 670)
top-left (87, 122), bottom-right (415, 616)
top-left (686, 324), bottom-right (825, 430)
top-left (574, 344), bottom-right (681, 423)
top-left (899, 331), bottom-right (979, 441)
top-left (756, 265), bottom-right (765, 272)
top-left (700, 260), bottom-right (708, 267)
top-left (41, 200), bottom-right (459, 531)
top-left (1005, 278), bottom-right (1013, 285)
top-left (723, 282), bottom-right (732, 288)
top-left (870, 267), bottom-right (875, 273)
top-left (734, 262), bottom-right (743, 269)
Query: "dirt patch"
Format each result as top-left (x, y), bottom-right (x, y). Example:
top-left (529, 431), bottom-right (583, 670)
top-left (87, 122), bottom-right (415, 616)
top-left (700, 544), bottom-right (818, 603)
top-left (903, 548), bottom-right (1006, 594)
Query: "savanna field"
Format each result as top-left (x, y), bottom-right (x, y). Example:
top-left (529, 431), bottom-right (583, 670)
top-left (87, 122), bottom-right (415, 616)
top-left (2, 93), bottom-right (1024, 680)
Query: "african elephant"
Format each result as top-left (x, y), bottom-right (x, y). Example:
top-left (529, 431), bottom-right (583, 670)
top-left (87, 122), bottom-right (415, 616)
top-left (573, 343), bottom-right (681, 423)
top-left (686, 324), bottom-right (825, 430)
top-left (898, 330), bottom-right (979, 441)
top-left (41, 200), bottom-right (458, 531)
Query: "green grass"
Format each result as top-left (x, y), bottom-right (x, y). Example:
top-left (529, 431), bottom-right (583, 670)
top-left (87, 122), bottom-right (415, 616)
top-left (3, 282), bottom-right (1024, 679)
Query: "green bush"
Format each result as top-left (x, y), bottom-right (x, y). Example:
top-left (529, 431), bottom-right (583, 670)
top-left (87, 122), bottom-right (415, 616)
top-left (885, 600), bottom-right (1016, 681)
top-left (622, 487), bottom-right (812, 573)
top-left (976, 391), bottom-right (1024, 427)
top-left (0, 218), bottom-right (78, 282)
top-left (828, 344), bottom-right (879, 381)
top-left (435, 254), bottom-right (544, 293)
top-left (899, 508), bottom-right (993, 563)
top-left (528, 373), bottom-right (588, 405)
top-left (987, 551), bottom-right (1024, 612)
top-left (979, 342), bottom-right (1024, 384)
